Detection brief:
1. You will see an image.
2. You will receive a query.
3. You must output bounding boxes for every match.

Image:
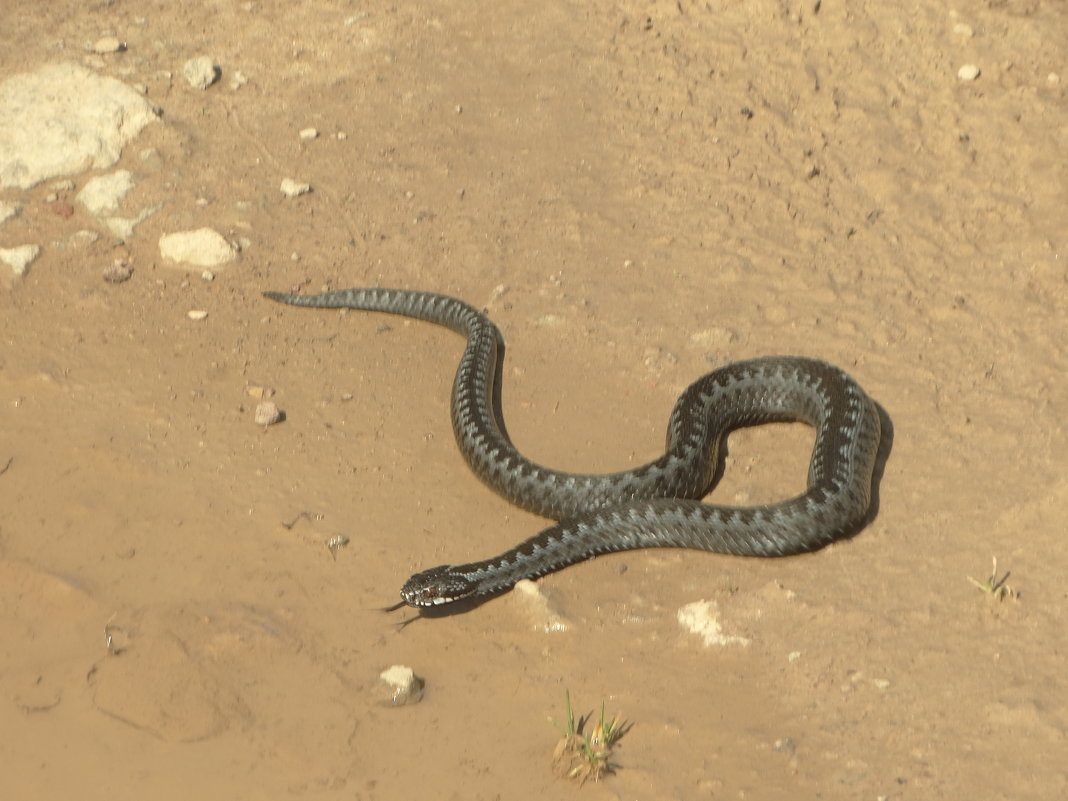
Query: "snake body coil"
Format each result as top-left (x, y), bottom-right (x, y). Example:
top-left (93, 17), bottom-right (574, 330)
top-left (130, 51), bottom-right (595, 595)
top-left (264, 288), bottom-right (881, 607)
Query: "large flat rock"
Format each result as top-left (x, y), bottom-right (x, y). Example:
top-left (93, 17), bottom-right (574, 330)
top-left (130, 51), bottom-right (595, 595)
top-left (0, 62), bottom-right (158, 190)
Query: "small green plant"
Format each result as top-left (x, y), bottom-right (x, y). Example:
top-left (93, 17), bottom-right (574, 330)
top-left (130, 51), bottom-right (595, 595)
top-left (968, 556), bottom-right (1017, 601)
top-left (550, 691), bottom-right (627, 785)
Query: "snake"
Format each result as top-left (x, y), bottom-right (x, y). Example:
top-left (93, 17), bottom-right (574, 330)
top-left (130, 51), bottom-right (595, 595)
top-left (263, 287), bottom-right (881, 608)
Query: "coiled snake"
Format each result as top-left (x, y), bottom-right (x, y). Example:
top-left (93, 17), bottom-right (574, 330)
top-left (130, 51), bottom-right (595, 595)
top-left (264, 288), bottom-right (881, 607)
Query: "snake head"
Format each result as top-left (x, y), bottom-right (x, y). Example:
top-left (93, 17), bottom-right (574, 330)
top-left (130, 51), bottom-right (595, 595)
top-left (400, 565), bottom-right (478, 607)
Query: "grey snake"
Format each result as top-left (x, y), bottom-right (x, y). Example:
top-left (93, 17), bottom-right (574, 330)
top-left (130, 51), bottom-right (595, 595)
top-left (264, 288), bottom-right (881, 607)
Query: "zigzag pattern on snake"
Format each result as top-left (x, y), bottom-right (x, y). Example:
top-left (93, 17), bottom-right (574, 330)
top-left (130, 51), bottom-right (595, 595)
top-left (263, 288), bottom-right (881, 607)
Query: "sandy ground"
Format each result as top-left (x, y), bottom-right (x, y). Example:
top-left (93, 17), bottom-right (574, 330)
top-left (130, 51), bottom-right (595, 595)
top-left (1, 1), bottom-right (1066, 799)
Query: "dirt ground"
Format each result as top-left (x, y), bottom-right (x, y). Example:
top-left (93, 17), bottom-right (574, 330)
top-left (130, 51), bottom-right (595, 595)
top-left (1, 1), bottom-right (1066, 799)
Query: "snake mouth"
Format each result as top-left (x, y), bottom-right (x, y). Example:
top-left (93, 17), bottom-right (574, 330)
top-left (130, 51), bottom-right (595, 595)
top-left (400, 565), bottom-right (478, 607)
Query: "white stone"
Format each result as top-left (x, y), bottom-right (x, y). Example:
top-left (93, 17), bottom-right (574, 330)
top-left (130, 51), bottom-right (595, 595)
top-left (677, 600), bottom-right (750, 647)
top-left (689, 326), bottom-right (737, 349)
top-left (254, 401), bottom-right (282, 426)
top-left (159, 228), bottom-right (236, 267)
top-left (378, 665), bottom-right (424, 706)
top-left (0, 244), bottom-right (41, 276)
top-left (298, 128), bottom-right (318, 140)
top-left (77, 170), bottom-right (135, 215)
top-left (187, 310), bottom-right (208, 321)
top-left (280, 178), bottom-right (312, 197)
top-left (183, 56), bottom-right (219, 89)
top-left (0, 62), bottom-right (158, 189)
top-left (958, 64), bottom-right (981, 81)
top-left (92, 37), bottom-right (125, 54)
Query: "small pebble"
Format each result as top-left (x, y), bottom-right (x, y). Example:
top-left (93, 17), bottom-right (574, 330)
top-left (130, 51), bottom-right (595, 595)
top-left (254, 400), bottom-right (282, 426)
top-left (952, 23), bottom-right (974, 37)
top-left (298, 127), bottom-right (319, 140)
top-left (377, 665), bottom-right (425, 707)
top-left (958, 64), bottom-right (981, 81)
top-left (201, 270), bottom-right (214, 282)
top-left (183, 56), bottom-right (220, 89)
top-left (103, 262), bottom-right (134, 283)
top-left (246, 385), bottom-right (274, 400)
top-left (187, 309), bottom-right (208, 321)
top-left (280, 178), bottom-right (312, 198)
top-left (92, 37), bottom-right (126, 54)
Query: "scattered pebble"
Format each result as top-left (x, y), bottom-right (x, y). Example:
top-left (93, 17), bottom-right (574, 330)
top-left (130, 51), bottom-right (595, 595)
top-left (958, 64), bottom-right (981, 81)
top-left (952, 23), bottom-right (974, 38)
top-left (77, 170), bottom-right (135, 215)
top-left (228, 70), bottom-right (248, 90)
top-left (246, 385), bottom-right (274, 400)
top-left (0, 244), bottom-right (41, 277)
top-left (689, 326), bottom-right (738, 349)
top-left (254, 400), bottom-right (282, 426)
top-left (183, 56), bottom-right (220, 89)
top-left (677, 600), bottom-right (750, 647)
top-left (92, 37), bottom-right (126, 54)
top-left (377, 665), bottom-right (425, 706)
top-left (280, 178), bottom-right (312, 197)
top-left (103, 261), bottom-right (133, 283)
top-left (187, 309), bottom-right (208, 321)
top-left (298, 127), bottom-right (318, 140)
top-left (201, 270), bottom-right (214, 282)
top-left (159, 228), bottom-right (236, 267)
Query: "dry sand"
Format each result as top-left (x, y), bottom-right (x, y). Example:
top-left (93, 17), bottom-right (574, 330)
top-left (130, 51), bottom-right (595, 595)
top-left (1, 1), bottom-right (1065, 799)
